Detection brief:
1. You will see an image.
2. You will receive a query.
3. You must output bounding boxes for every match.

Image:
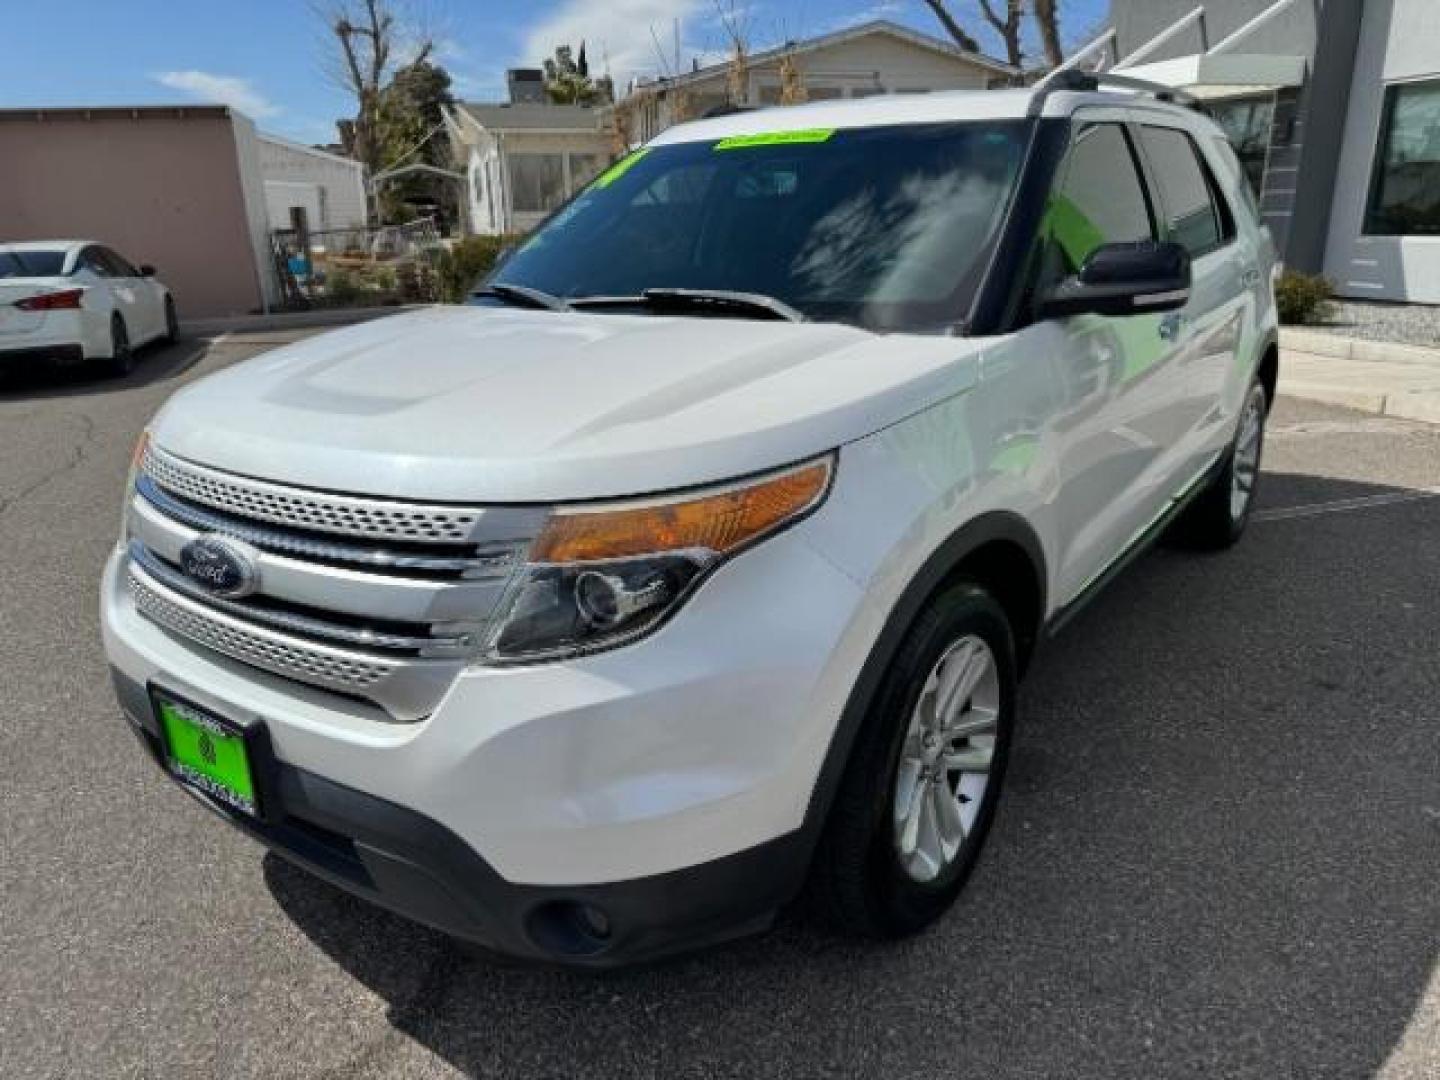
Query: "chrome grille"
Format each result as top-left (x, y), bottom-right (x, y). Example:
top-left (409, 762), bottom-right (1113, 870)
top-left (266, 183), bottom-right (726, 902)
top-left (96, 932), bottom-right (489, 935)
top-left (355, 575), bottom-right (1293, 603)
top-left (143, 443), bottom-right (487, 544)
top-left (128, 564), bottom-right (393, 692)
top-left (126, 444), bottom-right (543, 720)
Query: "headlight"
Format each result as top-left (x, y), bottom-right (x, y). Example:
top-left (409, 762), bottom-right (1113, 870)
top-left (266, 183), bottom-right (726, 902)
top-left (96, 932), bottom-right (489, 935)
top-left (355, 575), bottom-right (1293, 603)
top-left (482, 455), bottom-right (834, 662)
top-left (119, 429), bottom-right (150, 540)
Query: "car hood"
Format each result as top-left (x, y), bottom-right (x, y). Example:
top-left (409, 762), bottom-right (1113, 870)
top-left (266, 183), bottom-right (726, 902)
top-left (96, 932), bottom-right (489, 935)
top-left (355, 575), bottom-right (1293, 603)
top-left (151, 306), bottom-right (985, 502)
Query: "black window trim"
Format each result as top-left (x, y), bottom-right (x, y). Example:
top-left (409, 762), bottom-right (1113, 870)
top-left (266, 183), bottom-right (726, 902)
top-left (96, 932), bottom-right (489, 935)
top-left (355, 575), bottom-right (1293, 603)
top-left (1131, 121), bottom-right (1237, 260)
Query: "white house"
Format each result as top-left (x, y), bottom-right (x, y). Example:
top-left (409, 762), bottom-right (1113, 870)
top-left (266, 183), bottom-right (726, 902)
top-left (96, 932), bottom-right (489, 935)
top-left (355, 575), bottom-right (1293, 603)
top-left (257, 132), bottom-right (368, 234)
top-left (619, 20), bottom-right (1019, 143)
top-left (444, 103), bottom-right (612, 236)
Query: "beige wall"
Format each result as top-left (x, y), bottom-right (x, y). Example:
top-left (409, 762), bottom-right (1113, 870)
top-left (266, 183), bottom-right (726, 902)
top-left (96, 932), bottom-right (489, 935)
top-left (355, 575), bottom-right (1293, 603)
top-left (0, 110), bottom-right (267, 317)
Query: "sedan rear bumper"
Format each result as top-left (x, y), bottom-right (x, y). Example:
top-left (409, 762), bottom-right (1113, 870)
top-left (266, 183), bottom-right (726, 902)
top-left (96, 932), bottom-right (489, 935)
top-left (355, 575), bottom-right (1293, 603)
top-left (0, 343), bottom-right (85, 364)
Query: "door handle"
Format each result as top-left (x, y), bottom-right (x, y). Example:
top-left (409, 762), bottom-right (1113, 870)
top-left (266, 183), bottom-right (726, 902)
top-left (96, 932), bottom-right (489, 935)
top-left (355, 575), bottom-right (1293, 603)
top-left (1158, 312), bottom-right (1184, 341)
top-left (1241, 266), bottom-right (1262, 288)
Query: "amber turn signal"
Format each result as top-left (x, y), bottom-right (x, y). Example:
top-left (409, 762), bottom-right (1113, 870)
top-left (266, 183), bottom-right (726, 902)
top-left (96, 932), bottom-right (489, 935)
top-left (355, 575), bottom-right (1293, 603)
top-left (531, 457), bottom-right (833, 563)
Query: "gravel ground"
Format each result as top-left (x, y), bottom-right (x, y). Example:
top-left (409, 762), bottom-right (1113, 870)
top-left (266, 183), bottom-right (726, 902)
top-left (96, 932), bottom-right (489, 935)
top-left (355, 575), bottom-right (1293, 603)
top-left (1, 333), bottom-right (1438, 1079)
top-left (1309, 299), bottom-right (1440, 347)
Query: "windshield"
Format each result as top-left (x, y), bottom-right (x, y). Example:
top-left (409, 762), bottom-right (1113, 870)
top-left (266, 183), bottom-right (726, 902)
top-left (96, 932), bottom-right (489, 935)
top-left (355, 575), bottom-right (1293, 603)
top-left (490, 121), bottom-right (1029, 332)
top-left (0, 249), bottom-right (67, 278)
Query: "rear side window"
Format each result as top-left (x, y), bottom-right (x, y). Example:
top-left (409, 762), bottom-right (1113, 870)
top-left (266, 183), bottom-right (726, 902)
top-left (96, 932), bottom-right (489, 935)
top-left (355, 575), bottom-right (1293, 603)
top-left (1138, 126), bottom-right (1229, 256)
top-left (1210, 135), bottom-right (1262, 225)
top-left (1045, 122), bottom-right (1155, 275)
top-left (77, 247), bottom-right (113, 277)
top-left (100, 248), bottom-right (139, 276)
top-left (0, 249), bottom-right (66, 277)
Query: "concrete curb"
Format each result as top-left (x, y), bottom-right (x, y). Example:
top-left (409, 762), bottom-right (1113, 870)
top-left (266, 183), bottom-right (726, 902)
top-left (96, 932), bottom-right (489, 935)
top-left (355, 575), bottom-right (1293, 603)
top-left (1279, 351), bottom-right (1440, 424)
top-left (179, 305), bottom-right (428, 338)
top-left (1279, 328), bottom-right (1440, 365)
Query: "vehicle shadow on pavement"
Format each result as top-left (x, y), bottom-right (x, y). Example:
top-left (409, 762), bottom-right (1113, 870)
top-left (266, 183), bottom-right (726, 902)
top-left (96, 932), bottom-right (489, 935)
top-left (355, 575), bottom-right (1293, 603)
top-left (266, 469), bottom-right (1440, 1079)
top-left (0, 337), bottom-right (208, 402)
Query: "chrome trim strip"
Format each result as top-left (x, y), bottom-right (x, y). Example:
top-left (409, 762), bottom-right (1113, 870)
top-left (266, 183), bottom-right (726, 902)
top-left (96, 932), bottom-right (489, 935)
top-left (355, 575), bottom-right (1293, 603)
top-left (126, 560), bottom-right (463, 722)
top-left (129, 542), bottom-right (476, 656)
top-left (129, 495), bottom-right (510, 625)
top-left (136, 477), bottom-right (522, 577)
top-left (143, 442), bottom-right (493, 544)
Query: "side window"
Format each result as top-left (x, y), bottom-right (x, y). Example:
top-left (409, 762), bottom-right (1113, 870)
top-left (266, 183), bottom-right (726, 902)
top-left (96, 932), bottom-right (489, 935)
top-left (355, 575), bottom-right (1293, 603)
top-left (101, 248), bottom-right (140, 277)
top-left (78, 247), bottom-right (112, 277)
top-left (1045, 122), bottom-right (1155, 276)
top-left (1210, 135), bottom-right (1261, 227)
top-left (1138, 126), bottom-right (1230, 256)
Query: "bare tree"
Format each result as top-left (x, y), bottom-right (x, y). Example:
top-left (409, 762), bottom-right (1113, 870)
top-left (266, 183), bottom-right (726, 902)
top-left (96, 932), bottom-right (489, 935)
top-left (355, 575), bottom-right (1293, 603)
top-left (713, 0), bottom-right (750, 105)
top-left (319, 0), bottom-right (432, 171)
top-left (920, 0), bottom-right (982, 53)
top-left (977, 0), bottom-right (1025, 68)
top-left (1032, 0), bottom-right (1065, 69)
top-left (778, 52), bottom-right (808, 105)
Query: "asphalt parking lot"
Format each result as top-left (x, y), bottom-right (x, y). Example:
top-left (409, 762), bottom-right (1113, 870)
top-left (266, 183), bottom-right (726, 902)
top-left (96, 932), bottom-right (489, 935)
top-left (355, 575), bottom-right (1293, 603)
top-left (1, 330), bottom-right (1437, 1079)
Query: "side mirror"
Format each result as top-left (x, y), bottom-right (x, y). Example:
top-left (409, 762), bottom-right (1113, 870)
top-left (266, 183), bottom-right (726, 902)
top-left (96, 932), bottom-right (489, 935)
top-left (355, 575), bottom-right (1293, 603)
top-left (1038, 241), bottom-right (1190, 320)
top-left (139, 264), bottom-right (157, 277)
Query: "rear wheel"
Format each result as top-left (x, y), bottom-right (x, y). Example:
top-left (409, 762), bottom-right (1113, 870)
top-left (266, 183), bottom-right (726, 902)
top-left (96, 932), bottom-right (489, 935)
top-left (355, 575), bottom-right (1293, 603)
top-left (1169, 379), bottom-right (1268, 549)
top-left (162, 296), bottom-right (178, 344)
top-left (100, 315), bottom-right (134, 378)
top-left (808, 583), bottom-right (1016, 937)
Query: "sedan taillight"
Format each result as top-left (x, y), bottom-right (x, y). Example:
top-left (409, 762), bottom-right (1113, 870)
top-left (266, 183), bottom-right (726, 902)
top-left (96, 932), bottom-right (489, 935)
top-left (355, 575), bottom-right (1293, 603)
top-left (16, 288), bottom-right (84, 311)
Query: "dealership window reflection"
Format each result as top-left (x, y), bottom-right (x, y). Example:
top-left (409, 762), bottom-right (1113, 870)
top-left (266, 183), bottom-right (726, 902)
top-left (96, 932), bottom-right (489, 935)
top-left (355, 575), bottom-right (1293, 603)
top-left (1209, 94), bottom-right (1274, 197)
top-left (1366, 79), bottom-right (1440, 235)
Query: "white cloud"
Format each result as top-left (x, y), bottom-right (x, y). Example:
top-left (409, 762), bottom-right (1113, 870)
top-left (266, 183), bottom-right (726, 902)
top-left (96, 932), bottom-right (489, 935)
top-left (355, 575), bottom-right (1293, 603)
top-left (522, 0), bottom-right (712, 87)
top-left (153, 70), bottom-right (280, 118)
top-left (830, 1), bottom-right (905, 30)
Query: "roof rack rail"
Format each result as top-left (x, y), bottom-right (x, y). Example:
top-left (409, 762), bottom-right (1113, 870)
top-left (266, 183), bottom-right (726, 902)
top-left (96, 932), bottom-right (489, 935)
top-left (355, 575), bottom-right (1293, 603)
top-left (1026, 67), bottom-right (1201, 116)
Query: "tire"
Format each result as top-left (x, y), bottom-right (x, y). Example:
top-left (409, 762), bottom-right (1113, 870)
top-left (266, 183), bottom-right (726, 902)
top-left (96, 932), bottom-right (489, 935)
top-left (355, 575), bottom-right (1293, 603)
top-left (101, 315), bottom-right (134, 378)
top-left (162, 296), bottom-right (178, 344)
top-left (808, 582), bottom-right (1017, 938)
top-left (1168, 378), bottom-right (1268, 550)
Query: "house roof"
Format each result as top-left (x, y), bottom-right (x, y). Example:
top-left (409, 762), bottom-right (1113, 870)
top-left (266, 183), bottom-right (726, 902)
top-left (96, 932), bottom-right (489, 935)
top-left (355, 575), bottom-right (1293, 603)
top-left (0, 105), bottom-right (236, 122)
top-left (257, 130), bottom-right (365, 171)
top-left (452, 102), bottom-right (602, 132)
top-left (634, 19), bottom-right (1017, 96)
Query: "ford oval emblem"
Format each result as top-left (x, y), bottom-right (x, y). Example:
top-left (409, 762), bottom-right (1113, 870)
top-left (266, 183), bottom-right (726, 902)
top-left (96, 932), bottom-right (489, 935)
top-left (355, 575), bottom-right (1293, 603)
top-left (179, 534), bottom-right (261, 599)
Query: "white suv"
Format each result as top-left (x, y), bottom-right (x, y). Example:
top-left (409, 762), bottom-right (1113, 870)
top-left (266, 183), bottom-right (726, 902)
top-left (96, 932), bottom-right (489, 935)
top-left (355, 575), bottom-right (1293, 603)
top-left (102, 72), bottom-right (1278, 967)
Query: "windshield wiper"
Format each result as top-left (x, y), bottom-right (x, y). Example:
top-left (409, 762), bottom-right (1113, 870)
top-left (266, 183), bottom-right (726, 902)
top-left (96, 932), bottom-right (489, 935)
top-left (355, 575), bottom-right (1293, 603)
top-left (636, 288), bottom-right (806, 323)
top-left (475, 282), bottom-right (572, 312)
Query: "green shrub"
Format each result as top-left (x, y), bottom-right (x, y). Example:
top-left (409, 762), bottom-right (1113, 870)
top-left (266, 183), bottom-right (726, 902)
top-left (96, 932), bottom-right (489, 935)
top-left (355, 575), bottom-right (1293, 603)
top-left (435, 235), bottom-right (515, 303)
top-left (1275, 270), bottom-right (1335, 325)
top-left (325, 268), bottom-right (363, 306)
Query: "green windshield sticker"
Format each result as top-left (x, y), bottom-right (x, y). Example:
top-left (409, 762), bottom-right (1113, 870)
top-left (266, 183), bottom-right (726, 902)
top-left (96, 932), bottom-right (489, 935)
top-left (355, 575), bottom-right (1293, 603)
top-left (714, 128), bottom-right (835, 150)
top-left (592, 148), bottom-right (650, 189)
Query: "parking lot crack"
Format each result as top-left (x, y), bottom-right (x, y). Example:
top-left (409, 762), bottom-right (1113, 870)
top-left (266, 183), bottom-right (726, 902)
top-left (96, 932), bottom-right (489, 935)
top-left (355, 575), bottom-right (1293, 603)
top-left (0, 410), bottom-right (96, 521)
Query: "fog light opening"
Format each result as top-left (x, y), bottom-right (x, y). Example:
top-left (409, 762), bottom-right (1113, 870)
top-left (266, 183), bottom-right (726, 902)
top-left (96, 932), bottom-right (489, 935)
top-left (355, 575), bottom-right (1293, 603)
top-left (525, 900), bottom-right (615, 956)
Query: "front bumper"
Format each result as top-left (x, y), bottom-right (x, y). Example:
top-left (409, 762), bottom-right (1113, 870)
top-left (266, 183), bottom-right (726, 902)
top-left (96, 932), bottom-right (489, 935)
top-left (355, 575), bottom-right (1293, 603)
top-left (113, 666), bottom-right (805, 966)
top-left (101, 516), bottom-right (865, 963)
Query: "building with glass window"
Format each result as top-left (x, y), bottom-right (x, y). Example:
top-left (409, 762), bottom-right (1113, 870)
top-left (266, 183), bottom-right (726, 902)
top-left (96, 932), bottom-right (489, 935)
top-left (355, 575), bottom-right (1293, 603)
top-left (1096, 0), bottom-right (1440, 305)
top-left (444, 102), bottom-right (612, 236)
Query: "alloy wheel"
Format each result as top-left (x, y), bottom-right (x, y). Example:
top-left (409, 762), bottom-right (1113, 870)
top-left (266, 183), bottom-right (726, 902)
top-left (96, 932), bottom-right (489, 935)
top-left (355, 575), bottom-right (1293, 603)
top-left (892, 634), bottom-right (1000, 883)
top-left (1230, 386), bottom-right (1266, 521)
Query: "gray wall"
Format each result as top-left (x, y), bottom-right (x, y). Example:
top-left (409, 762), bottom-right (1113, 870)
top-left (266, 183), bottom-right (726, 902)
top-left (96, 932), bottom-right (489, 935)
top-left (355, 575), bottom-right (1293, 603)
top-left (1108, 0), bottom-right (1317, 65)
top-left (1324, 0), bottom-right (1440, 302)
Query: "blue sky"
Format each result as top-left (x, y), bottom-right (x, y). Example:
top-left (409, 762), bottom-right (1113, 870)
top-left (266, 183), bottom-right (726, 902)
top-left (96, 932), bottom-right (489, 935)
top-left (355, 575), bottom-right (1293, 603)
top-left (0, 0), bottom-right (1107, 145)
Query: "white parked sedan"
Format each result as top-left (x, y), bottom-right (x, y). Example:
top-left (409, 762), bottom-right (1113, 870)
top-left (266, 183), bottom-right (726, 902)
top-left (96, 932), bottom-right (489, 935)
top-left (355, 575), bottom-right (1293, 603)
top-left (0, 240), bottom-right (177, 377)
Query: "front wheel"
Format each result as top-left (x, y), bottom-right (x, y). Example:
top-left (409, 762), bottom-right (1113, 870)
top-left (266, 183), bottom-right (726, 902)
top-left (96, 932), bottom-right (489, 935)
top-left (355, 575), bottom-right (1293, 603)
top-left (808, 583), bottom-right (1017, 937)
top-left (1169, 378), bottom-right (1268, 550)
top-left (162, 296), bottom-right (178, 344)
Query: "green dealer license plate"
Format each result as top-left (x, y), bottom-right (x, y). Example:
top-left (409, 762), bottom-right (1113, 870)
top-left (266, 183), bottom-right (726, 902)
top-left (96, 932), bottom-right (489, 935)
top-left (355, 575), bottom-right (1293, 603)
top-left (154, 693), bottom-right (260, 817)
